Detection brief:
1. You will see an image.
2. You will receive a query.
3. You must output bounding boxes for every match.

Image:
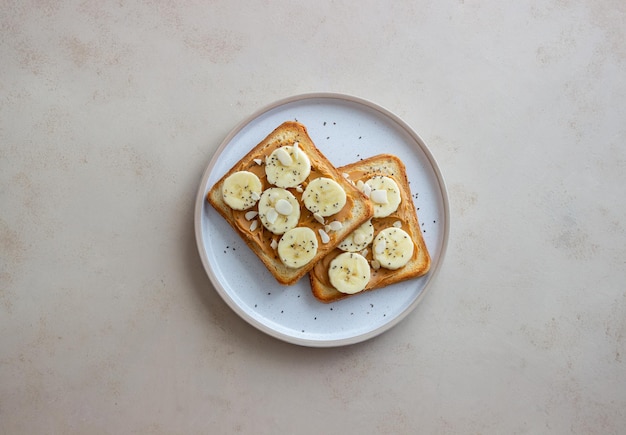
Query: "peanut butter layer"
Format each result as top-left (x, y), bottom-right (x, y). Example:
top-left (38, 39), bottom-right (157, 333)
top-left (232, 166), bottom-right (356, 260)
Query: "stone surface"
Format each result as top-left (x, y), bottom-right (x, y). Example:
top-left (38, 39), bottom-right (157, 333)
top-left (1, 1), bottom-right (625, 433)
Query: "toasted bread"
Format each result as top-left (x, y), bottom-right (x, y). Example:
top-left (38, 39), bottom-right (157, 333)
top-left (309, 154), bottom-right (431, 302)
top-left (207, 121), bottom-right (373, 286)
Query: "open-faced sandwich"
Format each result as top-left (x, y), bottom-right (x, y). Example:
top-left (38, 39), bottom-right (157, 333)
top-left (207, 121), bottom-right (374, 286)
top-left (308, 154), bottom-right (431, 302)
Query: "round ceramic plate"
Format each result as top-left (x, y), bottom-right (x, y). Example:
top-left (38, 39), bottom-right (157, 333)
top-left (195, 93), bottom-right (449, 347)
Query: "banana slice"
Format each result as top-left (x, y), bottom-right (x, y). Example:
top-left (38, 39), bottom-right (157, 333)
top-left (328, 252), bottom-right (371, 294)
top-left (265, 145), bottom-right (311, 188)
top-left (365, 176), bottom-right (401, 218)
top-left (337, 219), bottom-right (374, 252)
top-left (278, 227), bottom-right (318, 268)
top-left (302, 177), bottom-right (347, 217)
top-left (372, 227), bottom-right (414, 270)
top-left (221, 171), bottom-right (263, 210)
top-left (258, 188), bottom-right (300, 235)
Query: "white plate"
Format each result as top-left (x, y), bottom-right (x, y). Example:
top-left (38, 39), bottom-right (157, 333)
top-left (194, 93), bottom-right (449, 347)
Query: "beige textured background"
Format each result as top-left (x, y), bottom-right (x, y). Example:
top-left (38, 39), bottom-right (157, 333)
top-left (1, 1), bottom-right (625, 434)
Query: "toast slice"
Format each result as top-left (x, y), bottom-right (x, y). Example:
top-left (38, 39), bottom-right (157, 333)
top-left (309, 154), bottom-right (431, 302)
top-left (207, 121), bottom-right (373, 286)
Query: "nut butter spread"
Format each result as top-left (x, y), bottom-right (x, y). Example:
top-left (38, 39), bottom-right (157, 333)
top-left (230, 148), bottom-right (356, 262)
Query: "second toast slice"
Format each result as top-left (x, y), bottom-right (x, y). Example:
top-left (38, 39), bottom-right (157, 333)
top-left (309, 154), bottom-right (431, 302)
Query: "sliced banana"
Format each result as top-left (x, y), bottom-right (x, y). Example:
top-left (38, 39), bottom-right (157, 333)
top-left (221, 171), bottom-right (263, 211)
top-left (258, 188), bottom-right (300, 235)
top-left (265, 145), bottom-right (311, 188)
top-left (328, 252), bottom-right (371, 294)
top-left (278, 227), bottom-right (318, 268)
top-left (337, 219), bottom-right (374, 252)
top-left (302, 177), bottom-right (347, 217)
top-left (372, 227), bottom-right (414, 270)
top-left (365, 176), bottom-right (401, 218)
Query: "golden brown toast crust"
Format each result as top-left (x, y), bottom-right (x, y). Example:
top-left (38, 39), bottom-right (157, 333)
top-left (309, 154), bottom-right (431, 302)
top-left (207, 121), bottom-right (373, 286)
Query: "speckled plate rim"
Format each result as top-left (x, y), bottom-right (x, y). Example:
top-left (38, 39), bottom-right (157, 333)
top-left (194, 92), bottom-right (450, 347)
